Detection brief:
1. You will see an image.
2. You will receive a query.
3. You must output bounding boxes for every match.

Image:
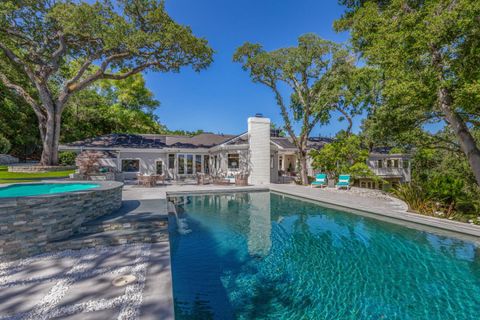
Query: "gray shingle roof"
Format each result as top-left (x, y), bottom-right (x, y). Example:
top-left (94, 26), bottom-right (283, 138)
top-left (65, 133), bottom-right (236, 149)
top-left (63, 133), bottom-right (333, 151)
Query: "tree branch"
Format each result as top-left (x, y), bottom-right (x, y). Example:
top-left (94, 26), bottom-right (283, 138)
top-left (264, 79), bottom-right (299, 148)
top-left (0, 41), bottom-right (38, 84)
top-left (0, 71), bottom-right (45, 121)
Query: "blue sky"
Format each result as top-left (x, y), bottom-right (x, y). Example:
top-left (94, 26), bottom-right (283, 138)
top-left (145, 0), bottom-right (354, 136)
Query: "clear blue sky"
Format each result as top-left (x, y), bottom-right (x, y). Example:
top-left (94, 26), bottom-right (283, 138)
top-left (145, 0), bottom-right (355, 136)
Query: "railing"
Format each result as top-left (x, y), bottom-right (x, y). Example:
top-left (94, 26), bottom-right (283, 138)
top-left (371, 167), bottom-right (408, 177)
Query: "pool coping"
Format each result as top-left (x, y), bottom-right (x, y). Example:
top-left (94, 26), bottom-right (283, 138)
top-left (268, 185), bottom-right (480, 240)
top-left (0, 180), bottom-right (123, 201)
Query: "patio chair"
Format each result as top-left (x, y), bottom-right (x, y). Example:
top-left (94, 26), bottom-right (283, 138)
top-left (311, 173), bottom-right (327, 188)
top-left (136, 173), bottom-right (143, 185)
top-left (336, 175), bottom-right (351, 190)
top-left (155, 174), bottom-right (165, 185)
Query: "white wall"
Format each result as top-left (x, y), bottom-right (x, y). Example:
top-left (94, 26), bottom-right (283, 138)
top-left (118, 151), bottom-right (167, 179)
top-left (248, 116), bottom-right (271, 185)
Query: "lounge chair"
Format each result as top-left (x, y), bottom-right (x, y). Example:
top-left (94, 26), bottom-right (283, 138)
top-left (311, 173), bottom-right (327, 188)
top-left (336, 175), bottom-right (351, 190)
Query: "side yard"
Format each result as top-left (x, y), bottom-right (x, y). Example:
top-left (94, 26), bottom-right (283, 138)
top-left (0, 165), bottom-right (75, 184)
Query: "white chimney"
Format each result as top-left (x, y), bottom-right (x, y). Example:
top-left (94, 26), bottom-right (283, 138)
top-left (248, 116), bottom-right (271, 185)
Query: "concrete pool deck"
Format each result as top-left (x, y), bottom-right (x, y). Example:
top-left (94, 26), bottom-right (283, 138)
top-left (1, 182), bottom-right (479, 320)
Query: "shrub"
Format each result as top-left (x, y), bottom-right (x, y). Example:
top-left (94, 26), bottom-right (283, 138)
top-left (392, 183), bottom-right (436, 215)
top-left (0, 135), bottom-right (11, 154)
top-left (58, 151), bottom-right (77, 166)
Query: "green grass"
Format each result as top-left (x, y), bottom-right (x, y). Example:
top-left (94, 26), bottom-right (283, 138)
top-left (0, 165), bottom-right (75, 184)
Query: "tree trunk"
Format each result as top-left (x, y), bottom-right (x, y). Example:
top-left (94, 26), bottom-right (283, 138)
top-left (440, 88), bottom-right (480, 186)
top-left (298, 151), bottom-right (309, 185)
top-left (39, 110), bottom-right (61, 166)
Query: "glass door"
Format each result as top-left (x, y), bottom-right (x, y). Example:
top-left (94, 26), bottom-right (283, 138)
top-left (178, 155), bottom-right (185, 175)
top-left (156, 160), bottom-right (163, 175)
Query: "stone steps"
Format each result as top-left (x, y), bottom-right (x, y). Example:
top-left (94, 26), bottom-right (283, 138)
top-left (78, 219), bottom-right (168, 235)
top-left (45, 209), bottom-right (170, 252)
top-left (46, 228), bottom-right (169, 252)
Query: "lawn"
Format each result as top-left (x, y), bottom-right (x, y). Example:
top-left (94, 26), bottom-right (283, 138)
top-left (0, 165), bottom-right (75, 184)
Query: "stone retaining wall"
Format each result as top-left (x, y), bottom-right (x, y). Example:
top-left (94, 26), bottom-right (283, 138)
top-left (0, 154), bottom-right (19, 165)
top-left (0, 181), bottom-right (123, 260)
top-left (7, 165), bottom-right (76, 173)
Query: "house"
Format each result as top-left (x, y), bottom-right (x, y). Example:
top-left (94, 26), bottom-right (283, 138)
top-left (60, 115), bottom-right (410, 188)
top-left (355, 149), bottom-right (411, 190)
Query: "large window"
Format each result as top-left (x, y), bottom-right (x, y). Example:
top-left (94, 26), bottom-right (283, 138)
top-left (204, 155), bottom-right (210, 173)
top-left (178, 155), bottom-right (185, 174)
top-left (386, 159), bottom-right (399, 168)
top-left (122, 159), bottom-right (140, 172)
top-left (195, 155), bottom-right (202, 173)
top-left (186, 155), bottom-right (193, 174)
top-left (168, 154), bottom-right (175, 169)
top-left (228, 153), bottom-right (240, 169)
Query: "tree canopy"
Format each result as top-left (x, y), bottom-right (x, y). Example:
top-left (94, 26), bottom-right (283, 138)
top-left (335, 0), bottom-right (480, 185)
top-left (310, 132), bottom-right (375, 180)
top-left (0, 0), bottom-right (213, 165)
top-left (234, 33), bottom-right (365, 184)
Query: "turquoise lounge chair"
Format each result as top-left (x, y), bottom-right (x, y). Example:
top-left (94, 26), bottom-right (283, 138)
top-left (336, 175), bottom-right (351, 189)
top-left (311, 173), bottom-right (327, 188)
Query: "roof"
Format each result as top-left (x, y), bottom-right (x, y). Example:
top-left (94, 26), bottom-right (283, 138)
top-left (271, 136), bottom-right (333, 150)
top-left (64, 133), bottom-right (236, 149)
top-left (62, 133), bottom-right (333, 151)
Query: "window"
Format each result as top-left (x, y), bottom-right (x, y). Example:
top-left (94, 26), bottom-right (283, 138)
top-left (279, 157), bottom-right (283, 169)
top-left (393, 159), bottom-right (399, 168)
top-left (178, 155), bottom-right (185, 174)
top-left (377, 160), bottom-right (383, 168)
top-left (121, 159), bottom-right (139, 173)
top-left (168, 154), bottom-right (175, 169)
top-left (214, 155), bottom-right (218, 169)
top-left (195, 155), bottom-right (202, 173)
top-left (156, 161), bottom-right (163, 175)
top-left (403, 160), bottom-right (410, 169)
top-left (186, 154), bottom-right (193, 174)
top-left (228, 153), bottom-right (239, 169)
top-left (387, 159), bottom-right (393, 168)
top-left (204, 155), bottom-right (210, 173)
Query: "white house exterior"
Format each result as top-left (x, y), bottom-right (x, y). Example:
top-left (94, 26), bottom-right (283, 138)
top-left (60, 115), bottom-right (411, 189)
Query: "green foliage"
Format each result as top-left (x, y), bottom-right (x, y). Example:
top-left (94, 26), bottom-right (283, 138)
top-left (233, 34), bottom-right (364, 184)
top-left (310, 132), bottom-right (375, 179)
top-left (0, 0), bottom-right (213, 164)
top-left (58, 151), bottom-right (77, 166)
top-left (337, 0), bottom-right (480, 185)
top-left (392, 184), bottom-right (436, 216)
top-left (0, 134), bottom-right (11, 154)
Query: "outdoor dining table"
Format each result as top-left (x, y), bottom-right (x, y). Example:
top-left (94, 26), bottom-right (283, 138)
top-left (139, 174), bottom-right (158, 187)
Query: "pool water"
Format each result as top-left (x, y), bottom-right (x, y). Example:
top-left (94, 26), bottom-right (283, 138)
top-left (169, 192), bottom-right (480, 320)
top-left (0, 183), bottom-right (99, 198)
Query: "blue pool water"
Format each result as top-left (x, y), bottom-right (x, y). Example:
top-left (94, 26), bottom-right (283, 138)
top-left (0, 183), bottom-right (99, 198)
top-left (169, 192), bottom-right (480, 319)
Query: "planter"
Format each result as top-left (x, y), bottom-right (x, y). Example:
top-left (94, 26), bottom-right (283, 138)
top-left (7, 165), bottom-right (76, 173)
top-left (235, 176), bottom-right (249, 186)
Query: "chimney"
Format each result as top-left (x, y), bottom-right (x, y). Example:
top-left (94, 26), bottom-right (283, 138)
top-left (248, 116), bottom-right (271, 185)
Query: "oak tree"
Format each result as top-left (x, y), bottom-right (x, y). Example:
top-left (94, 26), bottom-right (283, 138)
top-left (0, 0), bottom-right (213, 165)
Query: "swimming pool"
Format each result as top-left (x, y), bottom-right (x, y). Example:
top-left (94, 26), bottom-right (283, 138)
top-left (169, 192), bottom-right (480, 319)
top-left (0, 183), bottom-right (99, 198)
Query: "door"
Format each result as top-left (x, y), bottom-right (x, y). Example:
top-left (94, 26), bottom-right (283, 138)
top-left (156, 160), bottom-right (163, 175)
